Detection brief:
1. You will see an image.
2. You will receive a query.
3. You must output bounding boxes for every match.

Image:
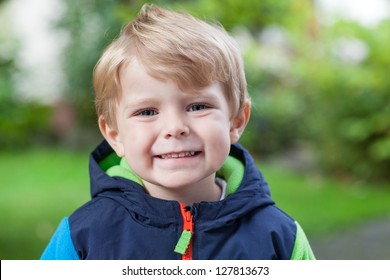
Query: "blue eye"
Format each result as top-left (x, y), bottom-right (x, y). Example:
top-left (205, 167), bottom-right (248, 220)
top-left (137, 109), bottom-right (158, 116)
top-left (188, 104), bottom-right (208, 112)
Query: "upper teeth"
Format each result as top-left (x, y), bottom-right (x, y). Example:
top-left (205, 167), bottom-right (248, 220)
top-left (160, 152), bottom-right (196, 159)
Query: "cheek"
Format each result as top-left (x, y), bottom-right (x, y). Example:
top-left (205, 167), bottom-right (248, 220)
top-left (202, 120), bottom-right (232, 165)
top-left (122, 128), bottom-right (154, 159)
top-left (209, 138), bottom-right (231, 172)
top-left (123, 136), bottom-right (154, 176)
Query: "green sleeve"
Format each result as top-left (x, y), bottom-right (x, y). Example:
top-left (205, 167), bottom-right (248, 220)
top-left (290, 221), bottom-right (316, 260)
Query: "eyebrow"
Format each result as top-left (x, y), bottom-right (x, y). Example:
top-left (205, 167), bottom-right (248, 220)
top-left (123, 97), bottom-right (159, 110)
top-left (189, 90), bottom-right (221, 103)
top-left (122, 88), bottom-right (222, 111)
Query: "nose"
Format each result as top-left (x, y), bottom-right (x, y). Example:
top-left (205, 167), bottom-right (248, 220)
top-left (162, 111), bottom-right (190, 139)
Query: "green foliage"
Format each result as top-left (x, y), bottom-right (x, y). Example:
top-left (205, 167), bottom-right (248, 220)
top-left (57, 0), bottom-right (129, 126)
top-left (0, 20), bottom-right (16, 107)
top-left (295, 21), bottom-right (390, 182)
top-left (174, 0), bottom-right (291, 31)
top-left (0, 100), bottom-right (53, 150)
top-left (0, 28), bottom-right (54, 150)
top-left (0, 57), bottom-right (13, 101)
top-left (242, 17), bottom-right (390, 182)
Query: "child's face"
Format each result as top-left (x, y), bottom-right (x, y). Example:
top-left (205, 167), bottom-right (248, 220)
top-left (101, 59), bottom-right (247, 201)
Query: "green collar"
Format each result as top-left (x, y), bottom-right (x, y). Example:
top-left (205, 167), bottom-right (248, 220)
top-left (100, 153), bottom-right (245, 197)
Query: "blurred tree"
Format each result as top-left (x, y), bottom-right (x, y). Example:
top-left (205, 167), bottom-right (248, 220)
top-left (0, 49), bottom-right (13, 102)
top-left (169, 0), bottom-right (291, 32)
top-left (57, 0), bottom-right (122, 128)
top-left (296, 19), bottom-right (390, 182)
top-left (0, 0), bottom-right (14, 103)
top-left (1, 0), bottom-right (53, 150)
top-left (226, 0), bottom-right (390, 183)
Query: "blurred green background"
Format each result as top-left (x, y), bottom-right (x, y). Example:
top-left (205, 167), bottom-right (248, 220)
top-left (1, 0), bottom-right (389, 259)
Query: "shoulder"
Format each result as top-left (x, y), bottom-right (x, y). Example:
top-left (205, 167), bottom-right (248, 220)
top-left (249, 203), bottom-right (296, 232)
top-left (253, 206), bottom-right (315, 260)
top-left (290, 221), bottom-right (316, 260)
top-left (246, 205), bottom-right (298, 259)
top-left (40, 218), bottom-right (79, 260)
top-left (69, 195), bottom-right (129, 232)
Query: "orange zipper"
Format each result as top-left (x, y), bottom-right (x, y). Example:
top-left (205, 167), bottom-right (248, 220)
top-left (174, 202), bottom-right (194, 260)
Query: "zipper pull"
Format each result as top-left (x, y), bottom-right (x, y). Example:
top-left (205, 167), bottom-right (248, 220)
top-left (174, 230), bottom-right (192, 255)
top-left (174, 203), bottom-right (194, 258)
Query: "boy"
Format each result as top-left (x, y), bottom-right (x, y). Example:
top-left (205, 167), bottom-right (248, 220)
top-left (41, 5), bottom-right (315, 260)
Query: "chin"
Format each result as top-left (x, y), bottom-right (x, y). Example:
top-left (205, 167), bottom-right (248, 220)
top-left (160, 180), bottom-right (196, 189)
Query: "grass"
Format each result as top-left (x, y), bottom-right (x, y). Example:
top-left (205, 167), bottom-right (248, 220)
top-left (258, 163), bottom-right (390, 236)
top-left (0, 148), bottom-right (90, 260)
top-left (1, 148), bottom-right (389, 259)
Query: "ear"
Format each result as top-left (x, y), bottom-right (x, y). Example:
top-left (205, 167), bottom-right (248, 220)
top-left (98, 116), bottom-right (125, 157)
top-left (230, 101), bottom-right (251, 144)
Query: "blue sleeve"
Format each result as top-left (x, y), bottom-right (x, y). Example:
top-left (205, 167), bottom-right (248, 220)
top-left (40, 217), bottom-right (80, 260)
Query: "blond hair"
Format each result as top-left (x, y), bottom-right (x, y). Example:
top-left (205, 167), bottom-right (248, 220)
top-left (93, 4), bottom-right (249, 128)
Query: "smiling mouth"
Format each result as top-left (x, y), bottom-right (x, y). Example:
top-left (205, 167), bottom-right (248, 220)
top-left (157, 151), bottom-right (200, 159)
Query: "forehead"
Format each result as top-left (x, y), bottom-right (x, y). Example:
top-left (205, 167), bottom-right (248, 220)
top-left (119, 58), bottom-right (224, 100)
